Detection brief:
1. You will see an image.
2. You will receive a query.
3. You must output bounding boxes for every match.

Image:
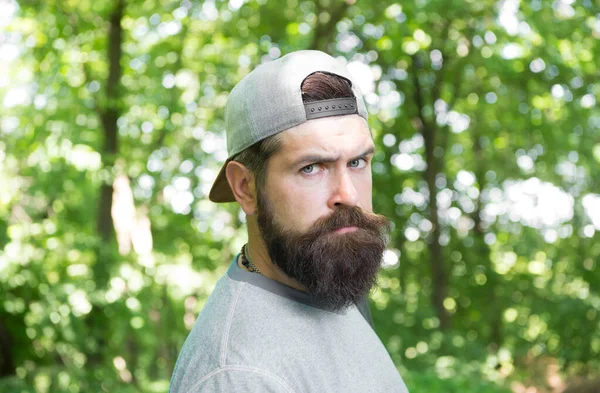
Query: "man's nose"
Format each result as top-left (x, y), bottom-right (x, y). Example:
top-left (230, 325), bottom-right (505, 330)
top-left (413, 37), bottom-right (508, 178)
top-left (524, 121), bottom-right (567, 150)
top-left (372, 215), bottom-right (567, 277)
top-left (327, 170), bottom-right (359, 208)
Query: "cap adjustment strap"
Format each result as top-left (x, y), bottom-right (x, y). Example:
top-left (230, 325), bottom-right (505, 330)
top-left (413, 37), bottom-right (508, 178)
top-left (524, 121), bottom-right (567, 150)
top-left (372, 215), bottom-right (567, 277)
top-left (304, 97), bottom-right (358, 120)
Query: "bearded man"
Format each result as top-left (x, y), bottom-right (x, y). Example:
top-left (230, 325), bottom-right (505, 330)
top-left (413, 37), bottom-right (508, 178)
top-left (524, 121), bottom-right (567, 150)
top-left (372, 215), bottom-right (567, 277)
top-left (169, 50), bottom-right (409, 393)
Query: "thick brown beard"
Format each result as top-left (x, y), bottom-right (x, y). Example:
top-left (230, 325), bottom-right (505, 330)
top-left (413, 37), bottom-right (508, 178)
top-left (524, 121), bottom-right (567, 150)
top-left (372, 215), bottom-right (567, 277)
top-left (256, 190), bottom-right (392, 311)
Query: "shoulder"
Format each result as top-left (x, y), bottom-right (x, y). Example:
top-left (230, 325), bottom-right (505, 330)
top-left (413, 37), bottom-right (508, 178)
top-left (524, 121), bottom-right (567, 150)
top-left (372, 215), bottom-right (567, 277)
top-left (169, 277), bottom-right (248, 390)
top-left (174, 365), bottom-right (297, 393)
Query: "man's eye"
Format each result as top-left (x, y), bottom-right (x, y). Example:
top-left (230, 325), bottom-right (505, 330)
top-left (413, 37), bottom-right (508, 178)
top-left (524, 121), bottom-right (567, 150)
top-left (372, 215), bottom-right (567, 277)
top-left (349, 158), bottom-right (367, 168)
top-left (301, 164), bottom-right (318, 174)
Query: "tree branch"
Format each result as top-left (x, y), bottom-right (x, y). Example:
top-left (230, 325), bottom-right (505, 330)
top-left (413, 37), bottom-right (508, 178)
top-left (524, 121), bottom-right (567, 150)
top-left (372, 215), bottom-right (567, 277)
top-left (64, 11), bottom-right (102, 116)
top-left (430, 22), bottom-right (451, 104)
top-left (309, 0), bottom-right (350, 51)
top-left (148, 20), bottom-right (189, 155)
top-left (411, 54), bottom-right (434, 133)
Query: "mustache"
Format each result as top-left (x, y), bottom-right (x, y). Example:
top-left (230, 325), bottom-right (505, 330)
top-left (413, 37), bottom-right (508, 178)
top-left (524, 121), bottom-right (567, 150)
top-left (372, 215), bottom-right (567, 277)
top-left (309, 206), bottom-right (391, 236)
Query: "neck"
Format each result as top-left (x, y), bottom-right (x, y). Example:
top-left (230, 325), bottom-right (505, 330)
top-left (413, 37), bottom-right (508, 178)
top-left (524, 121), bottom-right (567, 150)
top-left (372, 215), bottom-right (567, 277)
top-left (244, 218), bottom-right (307, 293)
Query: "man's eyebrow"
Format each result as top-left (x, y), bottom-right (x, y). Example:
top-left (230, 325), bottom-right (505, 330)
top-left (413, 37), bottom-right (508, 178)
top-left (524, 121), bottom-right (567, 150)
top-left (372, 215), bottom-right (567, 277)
top-left (290, 145), bottom-right (376, 168)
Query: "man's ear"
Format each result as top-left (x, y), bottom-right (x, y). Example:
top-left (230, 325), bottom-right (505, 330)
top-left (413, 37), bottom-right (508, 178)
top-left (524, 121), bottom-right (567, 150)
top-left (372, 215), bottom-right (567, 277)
top-left (226, 161), bottom-right (257, 215)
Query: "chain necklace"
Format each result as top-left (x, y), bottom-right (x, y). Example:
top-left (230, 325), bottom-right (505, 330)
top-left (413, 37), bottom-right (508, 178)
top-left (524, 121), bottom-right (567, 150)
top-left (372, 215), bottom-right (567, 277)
top-left (240, 244), bottom-right (263, 276)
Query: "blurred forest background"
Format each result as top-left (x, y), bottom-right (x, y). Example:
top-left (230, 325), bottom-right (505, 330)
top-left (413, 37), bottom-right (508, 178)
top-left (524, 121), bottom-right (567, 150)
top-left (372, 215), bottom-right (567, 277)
top-left (0, 0), bottom-right (599, 392)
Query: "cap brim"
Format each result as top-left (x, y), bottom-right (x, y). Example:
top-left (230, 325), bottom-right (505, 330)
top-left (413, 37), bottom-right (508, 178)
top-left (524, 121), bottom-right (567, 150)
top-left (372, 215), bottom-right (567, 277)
top-left (208, 158), bottom-right (236, 203)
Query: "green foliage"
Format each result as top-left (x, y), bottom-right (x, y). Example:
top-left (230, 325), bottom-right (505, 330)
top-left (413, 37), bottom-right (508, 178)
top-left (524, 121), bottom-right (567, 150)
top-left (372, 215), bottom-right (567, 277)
top-left (1, 0), bottom-right (599, 392)
top-left (403, 369), bottom-right (511, 393)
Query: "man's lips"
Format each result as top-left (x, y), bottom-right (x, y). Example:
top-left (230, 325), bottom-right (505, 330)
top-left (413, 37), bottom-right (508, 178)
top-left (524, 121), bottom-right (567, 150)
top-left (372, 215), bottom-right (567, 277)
top-left (334, 226), bottom-right (358, 234)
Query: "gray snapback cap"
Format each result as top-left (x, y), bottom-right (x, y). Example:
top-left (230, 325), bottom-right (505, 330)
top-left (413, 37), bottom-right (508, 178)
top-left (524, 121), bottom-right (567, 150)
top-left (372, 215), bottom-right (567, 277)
top-left (208, 50), bottom-right (369, 203)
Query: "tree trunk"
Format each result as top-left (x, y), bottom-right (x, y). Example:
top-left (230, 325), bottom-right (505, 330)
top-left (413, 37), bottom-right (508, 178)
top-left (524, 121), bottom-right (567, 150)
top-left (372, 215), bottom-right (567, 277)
top-left (422, 123), bottom-right (450, 331)
top-left (472, 131), bottom-right (502, 350)
top-left (412, 65), bottom-right (451, 331)
top-left (86, 0), bottom-right (125, 369)
top-left (96, 0), bottom-right (124, 242)
top-left (0, 318), bottom-right (16, 377)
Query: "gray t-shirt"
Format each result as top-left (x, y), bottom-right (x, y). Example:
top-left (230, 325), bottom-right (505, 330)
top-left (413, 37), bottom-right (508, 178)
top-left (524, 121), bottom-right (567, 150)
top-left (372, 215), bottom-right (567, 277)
top-left (169, 255), bottom-right (409, 393)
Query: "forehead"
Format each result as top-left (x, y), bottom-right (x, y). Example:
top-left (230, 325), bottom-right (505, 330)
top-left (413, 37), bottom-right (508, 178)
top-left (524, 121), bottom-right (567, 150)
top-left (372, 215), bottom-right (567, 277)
top-left (276, 114), bottom-right (373, 158)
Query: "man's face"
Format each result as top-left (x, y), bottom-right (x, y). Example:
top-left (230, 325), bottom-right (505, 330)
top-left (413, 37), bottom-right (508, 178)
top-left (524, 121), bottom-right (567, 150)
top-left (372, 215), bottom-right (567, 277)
top-left (256, 114), bottom-right (392, 311)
